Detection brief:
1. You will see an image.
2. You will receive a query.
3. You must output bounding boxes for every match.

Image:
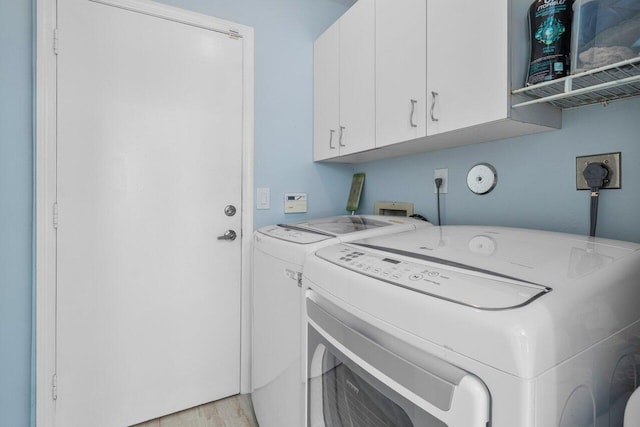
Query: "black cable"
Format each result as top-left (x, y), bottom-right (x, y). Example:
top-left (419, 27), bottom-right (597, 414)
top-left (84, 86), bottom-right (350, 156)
top-left (590, 193), bottom-right (599, 237)
top-left (435, 177), bottom-right (443, 226)
top-left (583, 162), bottom-right (609, 237)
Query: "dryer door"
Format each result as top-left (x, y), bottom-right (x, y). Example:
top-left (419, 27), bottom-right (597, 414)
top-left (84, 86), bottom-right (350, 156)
top-left (306, 293), bottom-right (490, 427)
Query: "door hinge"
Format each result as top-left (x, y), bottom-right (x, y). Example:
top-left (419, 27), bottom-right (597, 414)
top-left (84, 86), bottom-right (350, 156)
top-left (52, 374), bottom-right (58, 400)
top-left (53, 202), bottom-right (59, 229)
top-left (228, 29), bottom-right (240, 40)
top-left (53, 28), bottom-right (59, 55)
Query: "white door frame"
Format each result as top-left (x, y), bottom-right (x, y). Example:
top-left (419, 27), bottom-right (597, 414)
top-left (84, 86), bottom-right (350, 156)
top-left (35, 1), bottom-right (254, 425)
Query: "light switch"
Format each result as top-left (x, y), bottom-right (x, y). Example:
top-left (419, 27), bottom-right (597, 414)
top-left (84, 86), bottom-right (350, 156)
top-left (256, 188), bottom-right (270, 210)
top-left (284, 193), bottom-right (307, 213)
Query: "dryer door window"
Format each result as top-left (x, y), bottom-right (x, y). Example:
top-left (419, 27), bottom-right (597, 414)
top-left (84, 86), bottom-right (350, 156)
top-left (306, 295), bottom-right (491, 427)
top-left (308, 326), bottom-right (445, 427)
top-left (321, 354), bottom-right (416, 427)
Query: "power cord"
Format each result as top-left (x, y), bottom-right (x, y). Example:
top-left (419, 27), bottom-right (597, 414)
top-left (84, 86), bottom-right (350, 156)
top-left (410, 214), bottom-right (429, 222)
top-left (435, 177), bottom-right (443, 226)
top-left (583, 162), bottom-right (609, 237)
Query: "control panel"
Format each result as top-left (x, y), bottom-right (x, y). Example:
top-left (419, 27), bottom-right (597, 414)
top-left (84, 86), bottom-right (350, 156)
top-left (314, 244), bottom-right (550, 310)
top-left (335, 250), bottom-right (450, 287)
top-left (284, 193), bottom-right (308, 213)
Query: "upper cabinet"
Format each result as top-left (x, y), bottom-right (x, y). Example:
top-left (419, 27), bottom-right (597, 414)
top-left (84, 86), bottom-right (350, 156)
top-left (375, 0), bottom-right (427, 148)
top-left (313, 0), bottom-right (375, 161)
top-left (315, 0), bottom-right (562, 163)
top-left (425, 0), bottom-right (508, 135)
top-left (314, 23), bottom-right (340, 161)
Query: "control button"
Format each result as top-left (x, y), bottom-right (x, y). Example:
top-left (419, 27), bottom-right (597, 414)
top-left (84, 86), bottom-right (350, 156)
top-left (409, 273), bottom-right (423, 281)
top-left (391, 274), bottom-right (401, 279)
top-left (428, 271), bottom-right (440, 277)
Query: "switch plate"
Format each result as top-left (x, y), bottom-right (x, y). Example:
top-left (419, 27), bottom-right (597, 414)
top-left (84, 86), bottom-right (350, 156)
top-left (576, 152), bottom-right (621, 190)
top-left (434, 168), bottom-right (449, 194)
top-left (284, 193), bottom-right (307, 213)
top-left (256, 187), bottom-right (270, 209)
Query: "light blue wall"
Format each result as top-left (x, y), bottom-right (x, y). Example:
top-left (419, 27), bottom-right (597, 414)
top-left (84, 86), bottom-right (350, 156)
top-left (357, 97), bottom-right (640, 243)
top-left (0, 1), bottom-right (34, 427)
top-left (158, 0), bottom-right (355, 229)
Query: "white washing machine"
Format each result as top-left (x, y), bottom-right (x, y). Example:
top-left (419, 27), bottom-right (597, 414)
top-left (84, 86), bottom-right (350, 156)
top-left (251, 215), bottom-right (431, 427)
top-left (303, 226), bottom-right (640, 427)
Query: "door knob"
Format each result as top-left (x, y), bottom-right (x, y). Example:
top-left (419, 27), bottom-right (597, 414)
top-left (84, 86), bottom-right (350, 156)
top-left (217, 230), bottom-right (237, 241)
top-left (224, 205), bottom-right (236, 217)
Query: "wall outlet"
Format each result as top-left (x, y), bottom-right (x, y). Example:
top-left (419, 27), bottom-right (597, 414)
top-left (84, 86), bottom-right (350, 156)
top-left (434, 168), bottom-right (449, 194)
top-left (576, 152), bottom-right (621, 190)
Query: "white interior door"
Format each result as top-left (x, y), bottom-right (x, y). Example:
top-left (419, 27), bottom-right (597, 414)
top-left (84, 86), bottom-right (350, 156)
top-left (56, 1), bottom-right (244, 425)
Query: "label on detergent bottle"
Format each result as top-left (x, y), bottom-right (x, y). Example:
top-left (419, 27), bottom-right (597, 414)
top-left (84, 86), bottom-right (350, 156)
top-left (526, 0), bottom-right (573, 86)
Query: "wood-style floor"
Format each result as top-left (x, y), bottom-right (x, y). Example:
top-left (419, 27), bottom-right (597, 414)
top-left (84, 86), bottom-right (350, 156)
top-left (132, 394), bottom-right (259, 427)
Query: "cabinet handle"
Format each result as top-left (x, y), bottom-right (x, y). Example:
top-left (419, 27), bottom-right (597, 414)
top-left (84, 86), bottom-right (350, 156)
top-left (410, 99), bottom-right (418, 128)
top-left (430, 91), bottom-right (439, 122)
top-left (329, 129), bottom-right (336, 149)
top-left (339, 126), bottom-right (346, 147)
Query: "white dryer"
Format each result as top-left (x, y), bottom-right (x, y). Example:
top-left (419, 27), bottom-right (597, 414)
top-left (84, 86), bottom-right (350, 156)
top-left (251, 215), bottom-right (431, 427)
top-left (303, 226), bottom-right (640, 427)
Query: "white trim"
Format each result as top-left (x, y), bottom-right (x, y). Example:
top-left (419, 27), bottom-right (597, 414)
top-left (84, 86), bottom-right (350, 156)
top-left (35, 0), bottom-right (255, 424)
top-left (88, 0), bottom-right (245, 36)
top-left (35, 0), bottom-right (58, 424)
top-left (239, 21), bottom-right (255, 396)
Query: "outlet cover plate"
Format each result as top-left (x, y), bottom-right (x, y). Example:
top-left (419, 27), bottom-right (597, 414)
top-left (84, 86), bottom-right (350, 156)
top-left (434, 168), bottom-right (449, 194)
top-left (256, 187), bottom-right (270, 210)
top-left (576, 152), bottom-right (621, 190)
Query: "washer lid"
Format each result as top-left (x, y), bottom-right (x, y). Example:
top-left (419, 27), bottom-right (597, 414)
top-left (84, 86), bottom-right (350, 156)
top-left (257, 224), bottom-right (334, 244)
top-left (297, 215), bottom-right (394, 235)
top-left (257, 215), bottom-right (423, 244)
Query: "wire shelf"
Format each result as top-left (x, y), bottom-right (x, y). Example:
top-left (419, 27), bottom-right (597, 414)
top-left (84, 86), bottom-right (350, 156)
top-left (512, 57), bottom-right (640, 109)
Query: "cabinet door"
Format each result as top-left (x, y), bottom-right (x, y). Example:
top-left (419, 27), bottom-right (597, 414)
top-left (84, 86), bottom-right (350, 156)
top-left (426, 0), bottom-right (509, 135)
top-left (339, 0), bottom-right (375, 155)
top-left (376, 0), bottom-right (427, 148)
top-left (314, 23), bottom-right (340, 161)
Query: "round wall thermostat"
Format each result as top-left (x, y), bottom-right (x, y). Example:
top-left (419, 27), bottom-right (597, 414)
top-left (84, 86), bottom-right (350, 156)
top-left (467, 163), bottom-right (497, 195)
